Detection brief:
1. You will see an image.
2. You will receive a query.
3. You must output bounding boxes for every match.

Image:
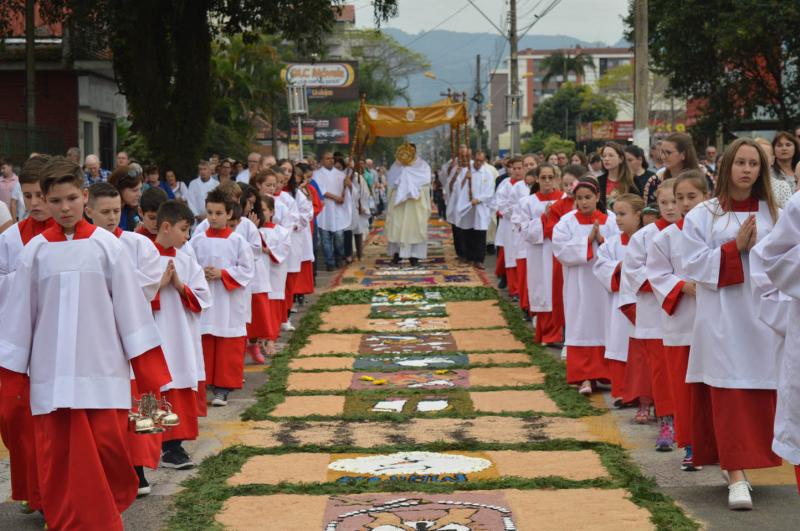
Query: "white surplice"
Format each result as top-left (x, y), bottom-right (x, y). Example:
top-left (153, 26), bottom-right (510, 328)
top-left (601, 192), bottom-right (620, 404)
top-left (680, 199), bottom-right (780, 389)
top-left (0, 225), bottom-right (163, 415)
top-left (494, 178), bottom-right (529, 266)
top-left (454, 164), bottom-right (495, 231)
top-left (186, 176), bottom-right (219, 217)
top-left (517, 191), bottom-right (566, 312)
top-left (118, 230), bottom-right (162, 303)
top-left (593, 233), bottom-right (632, 361)
top-left (313, 167), bottom-right (351, 232)
top-left (261, 224), bottom-right (292, 300)
top-left (751, 192), bottom-right (800, 463)
top-left (189, 229), bottom-right (254, 337)
top-left (552, 210), bottom-right (619, 346)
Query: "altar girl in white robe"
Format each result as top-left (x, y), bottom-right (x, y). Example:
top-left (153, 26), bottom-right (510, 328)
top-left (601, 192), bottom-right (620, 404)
top-left (680, 138), bottom-right (782, 511)
top-left (259, 195), bottom-right (292, 355)
top-left (750, 190), bottom-right (800, 494)
top-left (593, 193), bottom-right (644, 404)
top-left (552, 176), bottom-right (619, 395)
top-left (620, 179), bottom-right (681, 450)
top-left (494, 157), bottom-right (529, 297)
top-left (646, 170), bottom-right (709, 470)
top-left (518, 164), bottom-right (565, 342)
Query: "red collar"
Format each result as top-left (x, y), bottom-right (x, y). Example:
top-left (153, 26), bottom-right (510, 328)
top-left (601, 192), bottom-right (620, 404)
top-left (536, 190), bottom-right (564, 201)
top-left (510, 177), bottom-right (521, 184)
top-left (676, 219), bottom-right (685, 230)
top-left (18, 217), bottom-right (56, 245)
top-left (113, 227), bottom-right (124, 238)
top-left (274, 190), bottom-right (282, 197)
top-left (621, 233), bottom-right (631, 245)
top-left (154, 241), bottom-right (176, 256)
top-left (41, 219), bottom-right (97, 242)
top-left (654, 217), bottom-right (673, 231)
top-left (265, 222), bottom-right (276, 228)
top-left (721, 196), bottom-right (759, 212)
top-left (575, 210), bottom-right (607, 225)
top-left (135, 225), bottom-right (157, 241)
top-left (206, 227), bottom-right (233, 238)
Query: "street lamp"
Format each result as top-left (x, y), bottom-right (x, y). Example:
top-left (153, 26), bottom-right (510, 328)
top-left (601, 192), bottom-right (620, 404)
top-left (287, 83), bottom-right (309, 160)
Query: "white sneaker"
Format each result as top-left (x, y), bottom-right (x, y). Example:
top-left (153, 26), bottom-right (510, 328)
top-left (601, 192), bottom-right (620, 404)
top-left (728, 480), bottom-right (753, 510)
top-left (560, 346), bottom-right (567, 361)
top-left (281, 320), bottom-right (296, 331)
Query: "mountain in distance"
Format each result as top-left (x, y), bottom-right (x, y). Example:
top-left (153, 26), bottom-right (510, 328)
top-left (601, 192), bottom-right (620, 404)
top-left (382, 28), bottom-right (626, 106)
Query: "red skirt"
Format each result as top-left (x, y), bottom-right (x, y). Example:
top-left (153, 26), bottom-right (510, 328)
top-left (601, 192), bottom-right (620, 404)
top-left (34, 409), bottom-right (137, 531)
top-left (196, 381), bottom-right (208, 418)
top-left (506, 266), bottom-right (518, 296)
top-left (201, 335), bottom-right (246, 389)
top-left (294, 260), bottom-right (315, 295)
top-left (162, 388), bottom-right (199, 442)
top-left (266, 298), bottom-right (284, 341)
top-left (127, 380), bottom-right (162, 470)
top-left (534, 311), bottom-right (563, 344)
top-left (551, 259), bottom-right (565, 329)
top-left (495, 246), bottom-right (506, 277)
top-left (0, 370), bottom-right (40, 508)
top-left (691, 384), bottom-right (781, 470)
top-left (516, 258), bottom-right (529, 311)
top-left (608, 359), bottom-right (627, 399)
top-left (664, 345), bottom-right (692, 448)
top-left (565, 345), bottom-right (608, 384)
top-left (647, 339), bottom-right (675, 417)
top-left (623, 338), bottom-right (653, 404)
top-left (246, 292), bottom-right (271, 340)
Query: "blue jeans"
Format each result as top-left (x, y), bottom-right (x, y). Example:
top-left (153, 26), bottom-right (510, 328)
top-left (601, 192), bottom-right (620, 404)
top-left (321, 229), bottom-right (344, 267)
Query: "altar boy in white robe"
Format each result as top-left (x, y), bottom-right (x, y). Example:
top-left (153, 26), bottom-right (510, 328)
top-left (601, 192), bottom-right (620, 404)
top-left (454, 150), bottom-right (495, 267)
top-left (385, 142), bottom-right (432, 266)
top-left (0, 157), bottom-right (172, 530)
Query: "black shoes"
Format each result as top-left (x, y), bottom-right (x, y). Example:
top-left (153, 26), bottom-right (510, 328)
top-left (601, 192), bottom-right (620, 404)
top-left (498, 276), bottom-right (507, 289)
top-left (409, 257), bottom-right (419, 267)
top-left (161, 446), bottom-right (195, 470)
top-left (391, 253), bottom-right (401, 265)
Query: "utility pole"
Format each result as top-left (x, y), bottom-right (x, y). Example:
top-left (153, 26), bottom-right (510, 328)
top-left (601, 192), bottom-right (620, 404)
top-left (25, 0), bottom-right (36, 155)
top-left (472, 54), bottom-right (485, 152)
top-left (508, 0), bottom-right (520, 155)
top-left (633, 0), bottom-right (650, 152)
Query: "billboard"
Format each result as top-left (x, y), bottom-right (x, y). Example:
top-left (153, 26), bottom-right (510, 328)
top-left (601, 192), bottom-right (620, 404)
top-left (290, 118), bottom-right (351, 145)
top-left (282, 62), bottom-right (359, 101)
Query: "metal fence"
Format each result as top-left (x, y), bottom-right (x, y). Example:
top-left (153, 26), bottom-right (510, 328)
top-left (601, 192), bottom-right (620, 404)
top-left (0, 121), bottom-right (65, 165)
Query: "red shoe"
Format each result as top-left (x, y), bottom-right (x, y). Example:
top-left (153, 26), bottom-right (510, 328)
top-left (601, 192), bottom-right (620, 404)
top-left (247, 342), bottom-right (265, 364)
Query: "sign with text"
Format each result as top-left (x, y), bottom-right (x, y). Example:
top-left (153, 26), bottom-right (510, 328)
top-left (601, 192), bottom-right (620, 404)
top-left (282, 62), bottom-right (359, 101)
top-left (291, 118), bottom-right (351, 145)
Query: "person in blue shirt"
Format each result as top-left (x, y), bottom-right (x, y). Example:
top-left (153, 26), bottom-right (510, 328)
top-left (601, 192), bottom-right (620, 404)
top-left (142, 165), bottom-right (175, 199)
top-left (83, 154), bottom-right (110, 187)
top-left (109, 163), bottom-right (143, 230)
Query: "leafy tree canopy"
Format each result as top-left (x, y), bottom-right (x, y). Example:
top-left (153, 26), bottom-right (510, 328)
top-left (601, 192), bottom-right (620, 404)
top-left (625, 0), bottom-right (800, 136)
top-left (533, 83), bottom-right (617, 140)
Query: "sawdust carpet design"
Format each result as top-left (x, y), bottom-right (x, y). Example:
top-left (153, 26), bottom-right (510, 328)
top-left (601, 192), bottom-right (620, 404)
top-left (168, 216), bottom-right (698, 531)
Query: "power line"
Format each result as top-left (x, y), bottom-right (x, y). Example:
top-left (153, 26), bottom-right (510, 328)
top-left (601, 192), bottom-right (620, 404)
top-left (466, 0), bottom-right (506, 37)
top-left (403, 2), bottom-right (472, 48)
top-left (519, 0), bottom-right (563, 40)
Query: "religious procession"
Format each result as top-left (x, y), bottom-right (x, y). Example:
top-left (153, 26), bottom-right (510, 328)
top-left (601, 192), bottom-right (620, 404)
top-left (1, 1), bottom-right (800, 530)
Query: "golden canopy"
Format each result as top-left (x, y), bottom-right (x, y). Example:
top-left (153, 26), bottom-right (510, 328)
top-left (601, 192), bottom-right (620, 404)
top-left (355, 98), bottom-right (468, 147)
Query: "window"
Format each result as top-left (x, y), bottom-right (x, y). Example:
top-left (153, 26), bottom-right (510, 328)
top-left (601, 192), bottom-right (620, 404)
top-left (82, 121), bottom-right (94, 156)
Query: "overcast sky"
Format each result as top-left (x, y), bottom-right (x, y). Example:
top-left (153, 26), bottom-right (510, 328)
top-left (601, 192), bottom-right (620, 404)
top-left (352, 0), bottom-right (630, 46)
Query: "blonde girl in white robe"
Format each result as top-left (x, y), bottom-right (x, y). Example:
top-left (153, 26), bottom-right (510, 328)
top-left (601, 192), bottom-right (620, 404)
top-left (646, 170), bottom-right (709, 471)
top-left (593, 193), bottom-right (644, 405)
top-left (680, 137), bottom-right (782, 511)
top-left (553, 176), bottom-right (619, 396)
top-left (620, 179), bottom-right (681, 450)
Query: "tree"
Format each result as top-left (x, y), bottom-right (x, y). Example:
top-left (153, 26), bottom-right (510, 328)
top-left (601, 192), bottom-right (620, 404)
top-left (533, 83), bottom-right (617, 139)
top-left (540, 50), bottom-right (596, 88)
top-left (11, 0), bottom-right (399, 179)
top-left (521, 132), bottom-right (574, 157)
top-left (625, 0), bottom-right (800, 137)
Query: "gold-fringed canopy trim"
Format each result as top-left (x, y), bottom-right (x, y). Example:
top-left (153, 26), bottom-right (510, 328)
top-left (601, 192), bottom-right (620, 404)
top-left (355, 98), bottom-right (468, 145)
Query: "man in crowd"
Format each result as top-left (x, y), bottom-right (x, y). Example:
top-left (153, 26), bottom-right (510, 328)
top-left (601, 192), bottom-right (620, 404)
top-left (84, 154), bottom-right (110, 187)
top-left (187, 160), bottom-right (219, 223)
top-left (236, 152), bottom-right (261, 183)
top-left (65, 147), bottom-right (81, 164)
top-left (313, 151), bottom-right (351, 270)
top-left (116, 151), bottom-right (130, 168)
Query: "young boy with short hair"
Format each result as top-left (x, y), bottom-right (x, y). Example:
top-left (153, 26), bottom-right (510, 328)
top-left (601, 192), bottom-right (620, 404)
top-left (136, 186), bottom-right (170, 242)
top-left (143, 165), bottom-right (175, 199)
top-left (85, 182), bottom-right (163, 495)
top-left (152, 200), bottom-right (211, 469)
top-left (0, 154), bottom-right (54, 514)
top-left (0, 157), bottom-right (172, 530)
top-left (189, 188), bottom-right (254, 407)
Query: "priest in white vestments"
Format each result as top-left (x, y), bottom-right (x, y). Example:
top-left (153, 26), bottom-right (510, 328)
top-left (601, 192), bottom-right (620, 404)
top-left (454, 150), bottom-right (495, 267)
top-left (385, 143), bottom-right (432, 266)
top-left (312, 152), bottom-right (352, 270)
